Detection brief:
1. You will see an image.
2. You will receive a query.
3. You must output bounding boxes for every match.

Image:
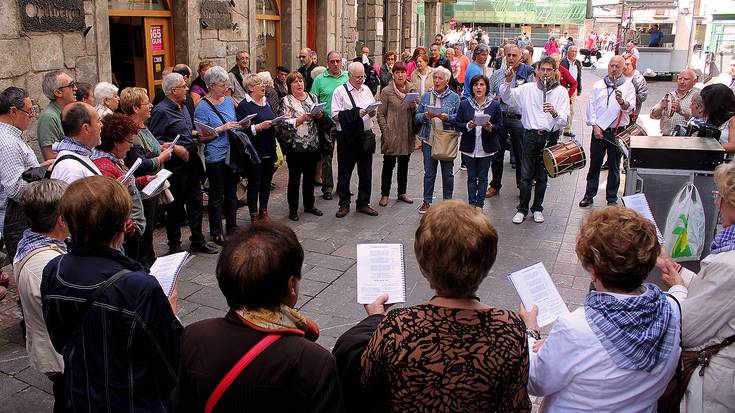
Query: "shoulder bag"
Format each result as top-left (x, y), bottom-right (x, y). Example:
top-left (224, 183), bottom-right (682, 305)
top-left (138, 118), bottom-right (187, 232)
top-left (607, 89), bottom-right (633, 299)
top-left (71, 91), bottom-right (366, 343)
top-left (428, 92), bottom-right (459, 161)
top-left (201, 98), bottom-right (261, 178)
top-left (658, 294), bottom-right (735, 412)
top-left (204, 334), bottom-right (281, 413)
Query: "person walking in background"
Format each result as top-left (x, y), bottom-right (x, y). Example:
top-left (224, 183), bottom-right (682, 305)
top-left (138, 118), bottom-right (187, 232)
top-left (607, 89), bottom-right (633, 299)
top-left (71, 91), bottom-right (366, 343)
top-left (561, 46), bottom-right (582, 137)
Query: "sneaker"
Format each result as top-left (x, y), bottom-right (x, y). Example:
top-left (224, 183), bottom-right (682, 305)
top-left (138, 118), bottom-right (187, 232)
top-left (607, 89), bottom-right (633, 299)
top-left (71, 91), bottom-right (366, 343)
top-left (512, 212), bottom-right (525, 224)
top-left (418, 202), bottom-right (431, 214)
top-left (533, 211), bottom-right (545, 223)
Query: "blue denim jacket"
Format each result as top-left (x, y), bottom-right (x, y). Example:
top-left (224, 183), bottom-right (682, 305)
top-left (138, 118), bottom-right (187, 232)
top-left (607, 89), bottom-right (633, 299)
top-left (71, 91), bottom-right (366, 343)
top-left (415, 89), bottom-right (461, 142)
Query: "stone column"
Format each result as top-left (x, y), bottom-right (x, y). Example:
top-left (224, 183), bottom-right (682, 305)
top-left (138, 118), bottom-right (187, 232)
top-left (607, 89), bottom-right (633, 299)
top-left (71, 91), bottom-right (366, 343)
top-left (424, 0), bottom-right (437, 48)
top-left (401, 0), bottom-right (417, 51)
top-left (357, 0), bottom-right (384, 62)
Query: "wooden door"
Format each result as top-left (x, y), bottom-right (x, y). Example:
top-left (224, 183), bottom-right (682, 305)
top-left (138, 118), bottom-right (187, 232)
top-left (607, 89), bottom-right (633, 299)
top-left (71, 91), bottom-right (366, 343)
top-left (307, 0), bottom-right (317, 51)
top-left (143, 18), bottom-right (174, 98)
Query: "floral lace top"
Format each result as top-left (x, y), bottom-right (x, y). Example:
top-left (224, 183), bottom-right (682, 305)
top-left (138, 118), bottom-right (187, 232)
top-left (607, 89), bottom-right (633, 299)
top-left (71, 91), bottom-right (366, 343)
top-left (278, 93), bottom-right (320, 153)
top-left (361, 304), bottom-right (531, 413)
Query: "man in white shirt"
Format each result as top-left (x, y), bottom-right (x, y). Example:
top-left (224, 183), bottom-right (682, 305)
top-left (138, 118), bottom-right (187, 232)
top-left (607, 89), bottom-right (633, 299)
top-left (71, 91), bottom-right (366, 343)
top-left (50, 102), bottom-right (102, 184)
top-left (331, 61), bottom-right (378, 218)
top-left (500, 56), bottom-right (570, 225)
top-left (579, 55), bottom-right (636, 207)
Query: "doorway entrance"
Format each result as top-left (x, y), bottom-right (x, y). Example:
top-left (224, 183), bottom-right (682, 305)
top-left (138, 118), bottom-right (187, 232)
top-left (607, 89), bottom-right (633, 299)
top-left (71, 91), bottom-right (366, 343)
top-left (255, 0), bottom-right (282, 74)
top-left (108, 1), bottom-right (173, 98)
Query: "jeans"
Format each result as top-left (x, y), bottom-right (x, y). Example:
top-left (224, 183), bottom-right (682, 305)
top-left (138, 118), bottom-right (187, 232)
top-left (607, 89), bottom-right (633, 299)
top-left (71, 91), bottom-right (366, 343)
top-left (584, 129), bottom-right (622, 203)
top-left (463, 154), bottom-right (492, 207)
top-left (246, 157), bottom-right (276, 214)
top-left (166, 168), bottom-right (205, 247)
top-left (206, 161), bottom-right (238, 236)
top-left (380, 154), bottom-right (410, 196)
top-left (287, 151), bottom-right (319, 212)
top-left (517, 131), bottom-right (555, 215)
top-left (493, 117), bottom-right (524, 189)
top-left (336, 132), bottom-right (374, 208)
top-left (321, 126), bottom-right (338, 194)
top-left (422, 142), bottom-right (454, 204)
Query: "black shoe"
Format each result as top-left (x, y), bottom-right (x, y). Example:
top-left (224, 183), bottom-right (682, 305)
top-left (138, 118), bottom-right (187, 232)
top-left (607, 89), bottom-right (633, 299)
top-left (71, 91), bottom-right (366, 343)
top-left (563, 132), bottom-right (575, 137)
top-left (212, 235), bottom-right (225, 246)
top-left (322, 192), bottom-right (333, 200)
top-left (190, 242), bottom-right (219, 254)
top-left (304, 207), bottom-right (323, 216)
top-left (168, 244), bottom-right (183, 255)
top-left (601, 163), bottom-right (609, 171)
top-left (226, 226), bottom-right (239, 235)
top-left (579, 197), bottom-right (593, 208)
top-left (289, 211), bottom-right (300, 221)
top-left (607, 200), bottom-right (618, 206)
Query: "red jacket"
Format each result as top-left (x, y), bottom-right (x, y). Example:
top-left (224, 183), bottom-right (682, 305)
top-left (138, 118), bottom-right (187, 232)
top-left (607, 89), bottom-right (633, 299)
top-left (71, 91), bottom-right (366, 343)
top-left (559, 66), bottom-right (578, 98)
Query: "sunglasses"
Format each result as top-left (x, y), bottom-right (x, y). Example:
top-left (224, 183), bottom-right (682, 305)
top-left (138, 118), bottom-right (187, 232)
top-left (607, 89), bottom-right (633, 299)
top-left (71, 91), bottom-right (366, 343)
top-left (58, 81), bottom-right (78, 90)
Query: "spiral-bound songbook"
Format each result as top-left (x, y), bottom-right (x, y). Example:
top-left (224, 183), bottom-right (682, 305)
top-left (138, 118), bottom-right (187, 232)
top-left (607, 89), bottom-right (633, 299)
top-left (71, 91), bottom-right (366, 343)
top-left (356, 243), bottom-right (406, 304)
top-left (622, 193), bottom-right (665, 244)
top-left (149, 251), bottom-right (190, 297)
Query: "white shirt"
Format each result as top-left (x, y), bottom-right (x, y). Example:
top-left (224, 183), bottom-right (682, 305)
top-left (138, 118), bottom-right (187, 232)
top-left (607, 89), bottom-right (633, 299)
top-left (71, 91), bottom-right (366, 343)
top-left (460, 109), bottom-right (495, 158)
top-left (331, 82), bottom-right (375, 132)
top-left (499, 81), bottom-right (570, 131)
top-left (567, 58), bottom-right (578, 80)
top-left (50, 150), bottom-right (101, 184)
top-left (529, 293), bottom-right (681, 413)
top-left (586, 78), bottom-right (636, 130)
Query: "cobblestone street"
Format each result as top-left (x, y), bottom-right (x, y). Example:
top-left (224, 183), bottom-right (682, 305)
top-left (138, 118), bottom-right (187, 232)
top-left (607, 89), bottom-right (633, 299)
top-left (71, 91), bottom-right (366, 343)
top-left (0, 65), bottom-right (674, 410)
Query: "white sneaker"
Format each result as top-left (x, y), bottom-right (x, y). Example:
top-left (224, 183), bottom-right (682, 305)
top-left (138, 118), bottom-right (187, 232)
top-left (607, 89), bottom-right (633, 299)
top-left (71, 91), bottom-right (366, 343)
top-left (512, 212), bottom-right (525, 224)
top-left (533, 211), bottom-right (545, 223)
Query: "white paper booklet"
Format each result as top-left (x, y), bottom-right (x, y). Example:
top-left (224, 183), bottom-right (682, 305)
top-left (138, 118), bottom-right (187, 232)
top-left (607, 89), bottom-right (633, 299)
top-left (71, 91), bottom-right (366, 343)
top-left (270, 115), bottom-right (288, 124)
top-left (365, 101), bottom-right (382, 114)
top-left (401, 93), bottom-right (419, 107)
top-left (310, 102), bottom-right (325, 114)
top-left (120, 158), bottom-right (142, 186)
top-left (622, 193), bottom-right (665, 243)
top-left (426, 105), bottom-right (442, 115)
top-left (474, 113), bottom-right (491, 126)
top-left (194, 121), bottom-right (217, 137)
top-left (141, 169), bottom-right (173, 198)
top-left (238, 113), bottom-right (257, 127)
top-left (149, 251), bottom-right (191, 297)
top-left (356, 243), bottom-right (406, 305)
top-left (508, 262), bottom-right (569, 327)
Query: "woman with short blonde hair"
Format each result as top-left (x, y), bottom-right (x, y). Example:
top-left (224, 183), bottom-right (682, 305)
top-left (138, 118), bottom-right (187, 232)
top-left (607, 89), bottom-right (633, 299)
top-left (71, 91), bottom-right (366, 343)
top-left (335, 200), bottom-right (531, 412)
top-left (657, 162), bottom-right (735, 412)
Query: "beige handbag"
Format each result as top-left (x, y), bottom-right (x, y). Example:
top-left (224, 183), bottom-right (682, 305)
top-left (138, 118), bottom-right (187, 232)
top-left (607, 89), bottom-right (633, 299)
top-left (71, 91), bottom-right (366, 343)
top-left (428, 93), bottom-right (459, 161)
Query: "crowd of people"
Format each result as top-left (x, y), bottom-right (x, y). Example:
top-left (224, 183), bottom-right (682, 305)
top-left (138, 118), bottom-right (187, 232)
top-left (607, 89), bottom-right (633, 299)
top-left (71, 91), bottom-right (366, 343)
top-left (0, 26), bottom-right (734, 412)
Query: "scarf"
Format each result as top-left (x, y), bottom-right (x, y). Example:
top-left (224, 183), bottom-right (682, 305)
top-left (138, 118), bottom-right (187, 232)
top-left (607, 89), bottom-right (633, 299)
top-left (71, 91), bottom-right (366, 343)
top-left (236, 304), bottom-right (320, 341)
top-left (90, 148), bottom-right (122, 164)
top-left (536, 77), bottom-right (560, 93)
top-left (431, 87), bottom-right (452, 102)
top-left (391, 80), bottom-right (408, 100)
top-left (468, 95), bottom-right (493, 111)
top-left (52, 137), bottom-right (93, 157)
top-left (711, 224), bottom-right (735, 254)
top-left (603, 74), bottom-right (626, 90)
top-left (13, 229), bottom-right (67, 265)
top-left (585, 283), bottom-right (676, 372)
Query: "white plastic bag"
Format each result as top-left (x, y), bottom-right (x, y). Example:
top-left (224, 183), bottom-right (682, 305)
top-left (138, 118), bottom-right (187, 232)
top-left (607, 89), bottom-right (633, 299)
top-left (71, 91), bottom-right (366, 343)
top-left (663, 183), bottom-right (706, 262)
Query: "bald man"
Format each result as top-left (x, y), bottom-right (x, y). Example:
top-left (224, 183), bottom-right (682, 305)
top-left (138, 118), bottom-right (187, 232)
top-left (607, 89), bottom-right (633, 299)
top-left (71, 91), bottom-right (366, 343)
top-left (650, 68), bottom-right (698, 135)
top-left (298, 48), bottom-right (318, 92)
top-left (50, 102), bottom-right (102, 184)
top-left (579, 56), bottom-right (635, 208)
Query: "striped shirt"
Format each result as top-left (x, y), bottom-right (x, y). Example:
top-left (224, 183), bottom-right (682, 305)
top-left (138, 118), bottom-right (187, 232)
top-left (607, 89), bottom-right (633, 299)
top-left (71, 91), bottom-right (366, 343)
top-left (0, 122), bottom-right (39, 232)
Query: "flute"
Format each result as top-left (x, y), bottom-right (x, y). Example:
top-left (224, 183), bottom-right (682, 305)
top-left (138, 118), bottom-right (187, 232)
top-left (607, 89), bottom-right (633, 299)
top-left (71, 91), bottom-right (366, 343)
top-left (543, 78), bottom-right (548, 104)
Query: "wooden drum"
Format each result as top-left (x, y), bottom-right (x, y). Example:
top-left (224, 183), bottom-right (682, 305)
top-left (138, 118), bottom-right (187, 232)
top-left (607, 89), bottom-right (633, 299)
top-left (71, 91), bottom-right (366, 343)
top-left (543, 140), bottom-right (587, 178)
top-left (615, 124), bottom-right (647, 157)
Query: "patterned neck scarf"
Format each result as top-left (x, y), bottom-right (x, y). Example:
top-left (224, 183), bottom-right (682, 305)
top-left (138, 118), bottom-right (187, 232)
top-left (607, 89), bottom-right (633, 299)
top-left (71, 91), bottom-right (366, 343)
top-left (13, 229), bottom-right (67, 265)
top-left (585, 283), bottom-right (676, 372)
top-left (90, 148), bottom-right (122, 165)
top-left (52, 137), bottom-right (93, 157)
top-left (236, 304), bottom-right (320, 342)
top-left (711, 224), bottom-right (735, 254)
top-left (603, 74), bottom-right (626, 90)
top-left (431, 87), bottom-right (452, 102)
top-left (536, 77), bottom-right (560, 93)
top-left (468, 94), bottom-right (493, 111)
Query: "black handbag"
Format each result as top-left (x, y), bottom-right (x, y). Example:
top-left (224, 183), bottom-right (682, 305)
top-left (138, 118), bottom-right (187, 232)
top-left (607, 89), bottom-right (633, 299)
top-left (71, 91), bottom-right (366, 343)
top-left (201, 98), bottom-right (261, 177)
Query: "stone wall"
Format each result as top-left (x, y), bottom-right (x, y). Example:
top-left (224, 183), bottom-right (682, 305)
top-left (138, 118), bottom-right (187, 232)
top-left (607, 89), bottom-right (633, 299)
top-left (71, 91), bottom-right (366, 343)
top-left (0, 0), bottom-right (100, 108)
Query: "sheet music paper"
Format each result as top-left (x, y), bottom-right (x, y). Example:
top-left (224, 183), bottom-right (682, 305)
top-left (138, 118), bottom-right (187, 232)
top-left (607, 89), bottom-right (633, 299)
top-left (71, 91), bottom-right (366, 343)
top-left (141, 169), bottom-right (173, 198)
top-left (365, 101), bottom-right (382, 114)
top-left (238, 114), bottom-right (257, 127)
top-left (194, 121), bottom-right (217, 137)
top-left (166, 134), bottom-right (180, 151)
top-left (401, 93), bottom-right (419, 107)
top-left (356, 243), bottom-right (406, 305)
top-left (120, 158), bottom-right (142, 186)
top-left (622, 193), bottom-right (665, 243)
top-left (427, 106), bottom-right (442, 115)
top-left (473, 113), bottom-right (491, 126)
top-left (508, 262), bottom-right (569, 327)
top-left (149, 251), bottom-right (190, 297)
top-left (270, 115), bottom-right (288, 124)
top-left (310, 102), bottom-right (325, 114)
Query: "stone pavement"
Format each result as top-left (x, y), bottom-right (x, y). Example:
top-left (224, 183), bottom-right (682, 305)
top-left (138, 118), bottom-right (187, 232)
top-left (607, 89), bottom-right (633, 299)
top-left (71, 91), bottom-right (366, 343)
top-left (0, 64), bottom-right (674, 410)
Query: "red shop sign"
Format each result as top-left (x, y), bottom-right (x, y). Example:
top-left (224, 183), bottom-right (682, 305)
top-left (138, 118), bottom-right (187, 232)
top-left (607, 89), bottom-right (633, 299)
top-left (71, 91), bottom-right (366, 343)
top-left (151, 26), bottom-right (163, 51)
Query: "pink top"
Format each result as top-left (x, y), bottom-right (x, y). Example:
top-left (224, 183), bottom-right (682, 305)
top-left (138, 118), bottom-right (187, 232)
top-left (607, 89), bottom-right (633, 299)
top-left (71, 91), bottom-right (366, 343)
top-left (544, 41), bottom-right (560, 56)
top-left (406, 60), bottom-right (417, 79)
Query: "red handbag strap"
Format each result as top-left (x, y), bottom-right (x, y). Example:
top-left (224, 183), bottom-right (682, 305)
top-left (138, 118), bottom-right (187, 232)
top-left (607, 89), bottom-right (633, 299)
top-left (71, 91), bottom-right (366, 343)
top-left (204, 334), bottom-right (281, 413)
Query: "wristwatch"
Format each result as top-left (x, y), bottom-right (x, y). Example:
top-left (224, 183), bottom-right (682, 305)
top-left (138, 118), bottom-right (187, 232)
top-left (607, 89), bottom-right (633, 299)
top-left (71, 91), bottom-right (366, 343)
top-left (527, 329), bottom-right (541, 340)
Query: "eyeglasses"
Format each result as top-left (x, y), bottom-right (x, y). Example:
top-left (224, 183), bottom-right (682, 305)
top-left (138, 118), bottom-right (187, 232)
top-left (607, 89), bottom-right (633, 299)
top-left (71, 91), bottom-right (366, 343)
top-left (328, 59), bottom-right (341, 64)
top-left (172, 85), bottom-right (189, 91)
top-left (352, 75), bottom-right (366, 79)
top-left (14, 106), bottom-right (38, 118)
top-left (58, 81), bottom-right (78, 90)
top-left (299, 55), bottom-right (308, 59)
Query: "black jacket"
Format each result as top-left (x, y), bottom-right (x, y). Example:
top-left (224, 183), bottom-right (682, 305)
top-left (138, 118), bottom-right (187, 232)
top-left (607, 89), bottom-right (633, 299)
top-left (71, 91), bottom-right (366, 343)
top-left (298, 62), bottom-right (318, 92)
top-left (560, 58), bottom-right (583, 93)
top-left (455, 99), bottom-right (504, 154)
top-left (353, 56), bottom-right (380, 94)
top-left (41, 247), bottom-right (182, 413)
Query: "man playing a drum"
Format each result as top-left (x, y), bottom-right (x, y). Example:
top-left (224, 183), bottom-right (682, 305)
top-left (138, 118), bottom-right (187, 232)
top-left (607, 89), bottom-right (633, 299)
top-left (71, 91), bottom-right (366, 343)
top-left (500, 56), bottom-right (569, 224)
top-left (579, 55), bottom-right (636, 208)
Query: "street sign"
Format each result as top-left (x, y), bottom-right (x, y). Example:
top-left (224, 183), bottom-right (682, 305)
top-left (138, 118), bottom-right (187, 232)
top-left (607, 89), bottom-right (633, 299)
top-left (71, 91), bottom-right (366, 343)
top-left (449, 18), bottom-right (456, 27)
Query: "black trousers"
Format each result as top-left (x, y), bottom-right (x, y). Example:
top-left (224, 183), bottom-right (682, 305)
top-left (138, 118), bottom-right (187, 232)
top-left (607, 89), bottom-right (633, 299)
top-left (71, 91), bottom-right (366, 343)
top-left (491, 117), bottom-right (524, 190)
top-left (286, 151), bottom-right (319, 212)
top-left (123, 195), bottom-right (158, 268)
top-left (2, 199), bottom-right (29, 263)
top-left (49, 373), bottom-right (71, 413)
top-left (584, 129), bottom-right (622, 203)
top-left (380, 154), bottom-right (410, 197)
top-left (336, 133), bottom-right (374, 209)
top-left (206, 161), bottom-right (238, 236)
top-left (246, 157), bottom-right (276, 214)
top-left (166, 168), bottom-right (205, 247)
